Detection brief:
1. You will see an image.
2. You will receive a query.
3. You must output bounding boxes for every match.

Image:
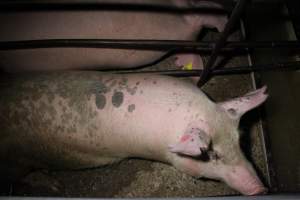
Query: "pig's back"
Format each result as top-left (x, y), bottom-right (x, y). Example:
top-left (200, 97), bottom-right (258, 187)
top-left (0, 71), bottom-right (124, 170)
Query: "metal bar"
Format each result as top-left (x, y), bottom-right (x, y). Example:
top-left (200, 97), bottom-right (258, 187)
top-left (0, 39), bottom-right (211, 51)
top-left (197, 0), bottom-right (249, 87)
top-left (0, 1), bottom-right (230, 14)
top-left (114, 61), bottom-right (300, 77)
top-left (0, 1), bottom-right (293, 21)
top-left (1, 39), bottom-right (300, 51)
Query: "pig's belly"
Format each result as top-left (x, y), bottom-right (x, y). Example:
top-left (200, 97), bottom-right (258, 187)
top-left (0, 10), bottom-right (192, 72)
top-left (0, 49), bottom-right (165, 72)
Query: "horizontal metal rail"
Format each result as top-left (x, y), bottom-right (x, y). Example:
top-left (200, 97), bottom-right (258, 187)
top-left (1, 39), bottom-right (300, 51)
top-left (114, 61), bottom-right (300, 77)
top-left (0, 1), bottom-right (231, 13)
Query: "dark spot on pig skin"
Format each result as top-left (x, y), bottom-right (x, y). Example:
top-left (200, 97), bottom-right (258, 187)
top-left (136, 82), bottom-right (140, 85)
top-left (127, 87), bottom-right (137, 95)
top-left (94, 82), bottom-right (109, 94)
top-left (107, 80), bottom-right (117, 89)
top-left (95, 94), bottom-right (106, 110)
top-left (168, 108), bottom-right (172, 112)
top-left (118, 78), bottom-right (128, 89)
top-left (128, 104), bottom-right (136, 113)
top-left (153, 81), bottom-right (157, 84)
top-left (228, 108), bottom-right (237, 116)
top-left (112, 91), bottom-right (124, 108)
top-left (140, 90), bottom-right (144, 94)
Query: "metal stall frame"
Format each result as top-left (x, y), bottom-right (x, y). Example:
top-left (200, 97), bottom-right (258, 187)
top-left (0, 0), bottom-right (300, 80)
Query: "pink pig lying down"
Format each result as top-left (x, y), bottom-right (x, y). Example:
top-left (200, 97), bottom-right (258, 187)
top-left (0, 0), bottom-right (227, 72)
top-left (0, 71), bottom-right (267, 195)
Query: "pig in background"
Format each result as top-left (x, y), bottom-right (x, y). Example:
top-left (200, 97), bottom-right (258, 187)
top-left (0, 0), bottom-right (227, 72)
top-left (0, 71), bottom-right (267, 195)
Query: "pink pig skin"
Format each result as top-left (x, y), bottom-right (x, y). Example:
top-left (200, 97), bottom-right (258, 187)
top-left (0, 0), bottom-right (227, 72)
top-left (0, 72), bottom-right (266, 195)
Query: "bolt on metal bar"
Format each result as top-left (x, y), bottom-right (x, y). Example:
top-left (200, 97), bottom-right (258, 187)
top-left (115, 61), bottom-right (300, 77)
top-left (197, 0), bottom-right (249, 87)
top-left (1, 39), bottom-right (300, 51)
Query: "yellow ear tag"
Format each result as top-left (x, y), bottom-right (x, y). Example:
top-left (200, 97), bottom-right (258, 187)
top-left (183, 62), bottom-right (193, 70)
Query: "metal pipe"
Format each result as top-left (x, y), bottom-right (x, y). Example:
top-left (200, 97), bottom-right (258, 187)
top-left (0, 39), bottom-right (211, 51)
top-left (0, 1), bottom-right (230, 14)
top-left (1, 39), bottom-right (300, 51)
top-left (114, 61), bottom-right (300, 77)
top-left (197, 0), bottom-right (249, 87)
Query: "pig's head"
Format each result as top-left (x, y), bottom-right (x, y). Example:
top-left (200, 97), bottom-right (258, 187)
top-left (169, 86), bottom-right (268, 195)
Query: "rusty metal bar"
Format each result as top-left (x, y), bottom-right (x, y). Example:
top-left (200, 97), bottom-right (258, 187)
top-left (197, 0), bottom-right (250, 87)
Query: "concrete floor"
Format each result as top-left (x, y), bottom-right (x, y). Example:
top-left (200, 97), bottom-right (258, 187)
top-left (1, 30), bottom-right (269, 197)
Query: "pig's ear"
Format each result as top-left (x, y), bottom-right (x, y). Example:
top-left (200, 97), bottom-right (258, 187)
top-left (219, 86), bottom-right (268, 119)
top-left (168, 128), bottom-right (210, 157)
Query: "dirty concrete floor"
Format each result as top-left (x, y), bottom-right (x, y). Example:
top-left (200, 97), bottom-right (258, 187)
top-left (2, 31), bottom-right (268, 197)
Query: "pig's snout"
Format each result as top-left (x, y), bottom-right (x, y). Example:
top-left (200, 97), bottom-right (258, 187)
top-left (223, 165), bottom-right (267, 195)
top-left (240, 178), bottom-right (267, 195)
top-left (246, 185), bottom-right (268, 196)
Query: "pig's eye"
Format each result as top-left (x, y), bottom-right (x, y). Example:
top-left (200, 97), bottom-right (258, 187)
top-left (209, 151), bottom-right (221, 160)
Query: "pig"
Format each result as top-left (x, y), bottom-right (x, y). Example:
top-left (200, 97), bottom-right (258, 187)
top-left (0, 71), bottom-right (268, 195)
top-left (0, 0), bottom-right (227, 72)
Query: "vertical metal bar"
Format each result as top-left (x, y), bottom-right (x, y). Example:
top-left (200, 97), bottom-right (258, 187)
top-left (197, 0), bottom-right (250, 87)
